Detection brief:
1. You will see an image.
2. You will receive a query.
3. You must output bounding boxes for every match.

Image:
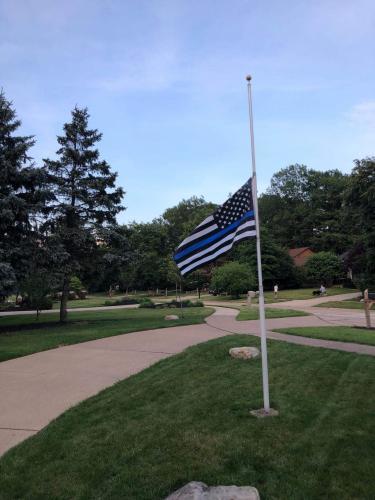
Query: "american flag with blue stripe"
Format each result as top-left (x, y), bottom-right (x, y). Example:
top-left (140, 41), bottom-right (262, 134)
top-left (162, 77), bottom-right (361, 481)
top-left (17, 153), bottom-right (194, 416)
top-left (173, 178), bottom-right (256, 276)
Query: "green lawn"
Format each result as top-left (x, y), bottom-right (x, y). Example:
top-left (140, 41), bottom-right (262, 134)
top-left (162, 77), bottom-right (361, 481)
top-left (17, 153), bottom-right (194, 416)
top-left (0, 336), bottom-right (374, 499)
top-left (0, 307), bottom-right (213, 363)
top-left (316, 300), bottom-right (364, 310)
top-left (202, 287), bottom-right (357, 305)
top-left (275, 326), bottom-right (375, 346)
top-left (237, 307), bottom-right (309, 320)
top-left (52, 293), bottom-right (140, 309)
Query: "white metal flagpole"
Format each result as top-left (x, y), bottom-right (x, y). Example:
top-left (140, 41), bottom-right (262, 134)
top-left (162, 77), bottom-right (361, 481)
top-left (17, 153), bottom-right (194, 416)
top-left (246, 75), bottom-right (275, 416)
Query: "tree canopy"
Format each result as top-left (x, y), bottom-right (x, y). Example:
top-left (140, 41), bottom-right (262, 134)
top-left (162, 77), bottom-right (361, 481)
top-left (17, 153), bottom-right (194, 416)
top-left (1, 90), bottom-right (374, 308)
top-left (43, 107), bottom-right (124, 321)
top-left (0, 90), bottom-right (50, 299)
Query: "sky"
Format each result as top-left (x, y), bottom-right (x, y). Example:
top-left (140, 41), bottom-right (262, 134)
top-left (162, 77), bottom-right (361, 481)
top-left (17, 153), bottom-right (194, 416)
top-left (1, 0), bottom-right (374, 223)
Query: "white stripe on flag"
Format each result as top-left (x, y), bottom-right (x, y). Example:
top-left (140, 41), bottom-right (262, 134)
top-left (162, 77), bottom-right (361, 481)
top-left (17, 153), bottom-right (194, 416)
top-left (177, 220), bottom-right (255, 269)
top-left (177, 221), bottom-right (218, 248)
top-left (196, 215), bottom-right (214, 228)
top-left (180, 228), bottom-right (256, 275)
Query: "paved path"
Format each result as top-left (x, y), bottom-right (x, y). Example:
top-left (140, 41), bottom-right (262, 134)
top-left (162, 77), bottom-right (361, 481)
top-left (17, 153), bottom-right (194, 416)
top-left (204, 292), bottom-right (374, 328)
top-left (1, 299), bottom-right (374, 457)
top-left (203, 291), bottom-right (360, 309)
top-left (0, 311), bottom-right (228, 456)
top-left (265, 291), bottom-right (360, 308)
top-left (205, 307), bottom-right (375, 356)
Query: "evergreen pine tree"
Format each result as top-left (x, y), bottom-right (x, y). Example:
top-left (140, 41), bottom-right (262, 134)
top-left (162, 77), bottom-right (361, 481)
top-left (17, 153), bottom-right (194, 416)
top-left (0, 90), bottom-right (48, 299)
top-left (44, 106), bottom-right (124, 322)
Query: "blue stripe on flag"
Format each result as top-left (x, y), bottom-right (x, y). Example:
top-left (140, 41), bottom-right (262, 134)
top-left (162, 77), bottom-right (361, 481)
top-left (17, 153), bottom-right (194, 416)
top-left (174, 210), bottom-right (254, 261)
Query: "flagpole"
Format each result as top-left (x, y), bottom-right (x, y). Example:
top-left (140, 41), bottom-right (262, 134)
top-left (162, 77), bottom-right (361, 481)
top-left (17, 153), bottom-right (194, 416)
top-left (246, 75), bottom-right (272, 415)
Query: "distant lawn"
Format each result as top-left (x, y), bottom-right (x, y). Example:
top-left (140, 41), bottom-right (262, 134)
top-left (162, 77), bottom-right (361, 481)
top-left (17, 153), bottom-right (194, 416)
top-left (237, 307), bottom-right (309, 320)
top-left (0, 307), bottom-right (213, 363)
top-left (52, 293), bottom-right (140, 309)
top-left (0, 293), bottom-right (139, 312)
top-left (0, 336), bottom-right (374, 499)
top-left (275, 326), bottom-right (375, 346)
top-left (315, 300), bottom-right (364, 310)
top-left (202, 287), bottom-right (358, 305)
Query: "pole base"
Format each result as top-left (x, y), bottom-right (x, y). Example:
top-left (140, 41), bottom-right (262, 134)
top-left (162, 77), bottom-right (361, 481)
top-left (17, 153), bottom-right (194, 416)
top-left (250, 408), bottom-right (279, 418)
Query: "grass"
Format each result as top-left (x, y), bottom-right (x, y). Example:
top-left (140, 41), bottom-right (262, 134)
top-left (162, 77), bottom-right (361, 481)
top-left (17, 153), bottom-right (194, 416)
top-left (202, 287), bottom-right (357, 304)
top-left (237, 307), bottom-right (309, 320)
top-left (0, 335), bottom-right (374, 499)
top-left (52, 293), bottom-right (141, 309)
top-left (0, 307), bottom-right (213, 363)
top-left (274, 326), bottom-right (375, 346)
top-left (316, 300), bottom-right (364, 310)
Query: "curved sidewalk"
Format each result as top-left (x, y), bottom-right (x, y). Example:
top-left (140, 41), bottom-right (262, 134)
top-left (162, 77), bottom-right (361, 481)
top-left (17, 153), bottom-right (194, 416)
top-left (1, 305), bottom-right (374, 457)
top-left (0, 310), bottom-right (227, 457)
top-left (205, 307), bottom-right (375, 356)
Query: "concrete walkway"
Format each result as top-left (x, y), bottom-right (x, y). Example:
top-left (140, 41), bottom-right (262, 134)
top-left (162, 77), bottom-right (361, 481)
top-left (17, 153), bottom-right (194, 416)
top-left (205, 306), bottom-right (375, 356)
top-left (1, 299), bottom-right (374, 457)
top-left (204, 291), bottom-right (374, 328)
top-left (0, 311), bottom-right (227, 456)
top-left (203, 291), bottom-right (360, 310)
top-left (265, 291), bottom-right (360, 309)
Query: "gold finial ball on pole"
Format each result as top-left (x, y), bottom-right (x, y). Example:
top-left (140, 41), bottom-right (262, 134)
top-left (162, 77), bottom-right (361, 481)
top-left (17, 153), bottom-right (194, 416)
top-left (246, 75), bottom-right (252, 81)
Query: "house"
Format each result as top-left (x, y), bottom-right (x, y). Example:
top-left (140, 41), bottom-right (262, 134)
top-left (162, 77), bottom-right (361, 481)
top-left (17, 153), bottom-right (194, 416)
top-left (288, 247), bottom-right (315, 267)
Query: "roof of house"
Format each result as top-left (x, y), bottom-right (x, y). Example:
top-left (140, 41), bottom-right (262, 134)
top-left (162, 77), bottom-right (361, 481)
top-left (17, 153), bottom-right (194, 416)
top-left (288, 247), bottom-right (312, 258)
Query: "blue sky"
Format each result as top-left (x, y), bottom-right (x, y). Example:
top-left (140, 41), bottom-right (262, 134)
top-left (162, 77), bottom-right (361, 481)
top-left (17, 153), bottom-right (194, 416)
top-left (1, 0), bottom-right (374, 223)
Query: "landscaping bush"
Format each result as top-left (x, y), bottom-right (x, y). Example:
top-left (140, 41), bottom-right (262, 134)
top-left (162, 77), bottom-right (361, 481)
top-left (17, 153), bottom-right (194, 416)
top-left (69, 276), bottom-right (84, 294)
top-left (104, 297), bottom-right (139, 306)
top-left (139, 298), bottom-right (203, 309)
top-left (305, 252), bottom-right (344, 286)
top-left (22, 296), bottom-right (53, 312)
top-left (139, 298), bottom-right (156, 309)
top-left (211, 262), bottom-right (255, 298)
top-left (168, 299), bottom-right (204, 308)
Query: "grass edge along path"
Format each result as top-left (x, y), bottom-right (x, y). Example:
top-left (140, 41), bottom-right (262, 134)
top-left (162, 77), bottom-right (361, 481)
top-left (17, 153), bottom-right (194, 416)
top-left (201, 287), bottom-right (358, 304)
top-left (315, 300), bottom-right (364, 310)
top-left (275, 325), bottom-right (375, 346)
top-left (0, 307), bottom-right (214, 363)
top-left (237, 307), bottom-right (309, 321)
top-left (0, 335), bottom-right (374, 499)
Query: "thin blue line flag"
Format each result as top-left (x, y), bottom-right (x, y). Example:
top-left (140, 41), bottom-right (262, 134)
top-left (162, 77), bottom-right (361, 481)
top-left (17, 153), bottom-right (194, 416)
top-left (173, 178), bottom-right (256, 276)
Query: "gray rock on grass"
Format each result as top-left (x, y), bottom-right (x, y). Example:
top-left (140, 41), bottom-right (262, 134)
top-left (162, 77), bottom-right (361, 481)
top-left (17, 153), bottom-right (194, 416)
top-left (229, 347), bottom-right (260, 360)
top-left (165, 481), bottom-right (260, 499)
top-left (165, 314), bottom-right (179, 320)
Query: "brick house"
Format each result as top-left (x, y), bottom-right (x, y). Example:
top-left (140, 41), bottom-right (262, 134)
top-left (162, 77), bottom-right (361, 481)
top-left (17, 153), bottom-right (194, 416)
top-left (288, 247), bottom-right (315, 267)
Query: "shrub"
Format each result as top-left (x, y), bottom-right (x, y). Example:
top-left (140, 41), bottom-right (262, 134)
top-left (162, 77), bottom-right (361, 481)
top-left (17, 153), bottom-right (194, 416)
top-left (139, 298), bottom-right (156, 309)
top-left (304, 252), bottom-right (344, 286)
top-left (22, 296), bottom-right (53, 312)
top-left (69, 276), bottom-right (84, 294)
top-left (139, 298), bottom-right (203, 309)
top-left (211, 262), bottom-right (256, 298)
top-left (167, 299), bottom-right (204, 308)
top-left (104, 297), bottom-right (139, 306)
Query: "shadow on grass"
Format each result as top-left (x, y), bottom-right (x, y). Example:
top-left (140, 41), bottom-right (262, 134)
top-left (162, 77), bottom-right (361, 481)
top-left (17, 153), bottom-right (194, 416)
top-left (0, 318), bottom-right (138, 335)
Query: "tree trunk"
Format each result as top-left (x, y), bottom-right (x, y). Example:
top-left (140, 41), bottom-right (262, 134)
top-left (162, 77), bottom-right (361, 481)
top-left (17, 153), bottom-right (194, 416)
top-left (60, 275), bottom-right (69, 323)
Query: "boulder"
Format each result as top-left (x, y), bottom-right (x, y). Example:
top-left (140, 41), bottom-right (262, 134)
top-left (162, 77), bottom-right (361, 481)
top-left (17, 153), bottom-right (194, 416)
top-left (165, 481), bottom-right (260, 499)
top-left (229, 347), bottom-right (260, 360)
top-left (165, 314), bottom-right (179, 320)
